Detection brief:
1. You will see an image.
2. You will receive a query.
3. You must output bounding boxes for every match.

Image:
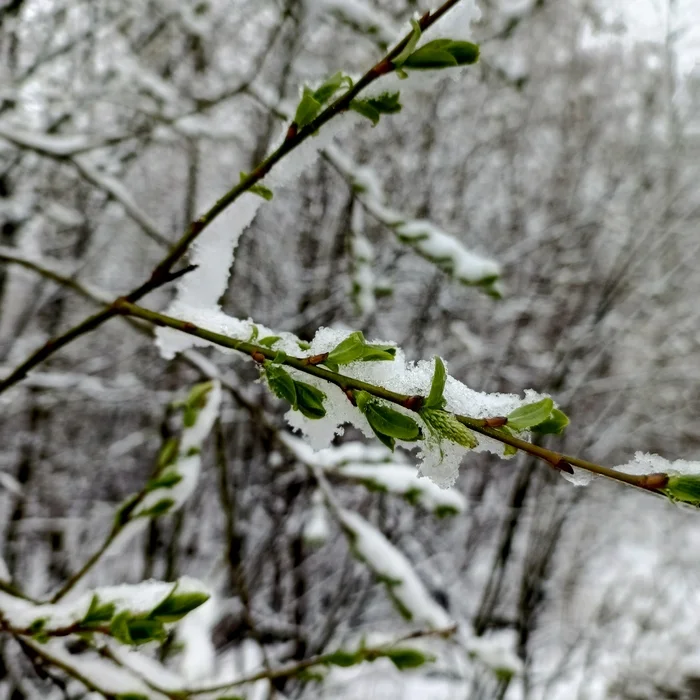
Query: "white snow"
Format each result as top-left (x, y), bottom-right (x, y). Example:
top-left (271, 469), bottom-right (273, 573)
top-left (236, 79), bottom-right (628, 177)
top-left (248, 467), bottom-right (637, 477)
top-left (334, 462), bottom-right (467, 514)
top-left (325, 146), bottom-right (501, 288)
top-left (0, 576), bottom-right (209, 632)
top-left (614, 452), bottom-right (700, 476)
top-left (337, 508), bottom-right (453, 629)
top-left (105, 381), bottom-right (221, 556)
top-left (304, 489), bottom-right (331, 545)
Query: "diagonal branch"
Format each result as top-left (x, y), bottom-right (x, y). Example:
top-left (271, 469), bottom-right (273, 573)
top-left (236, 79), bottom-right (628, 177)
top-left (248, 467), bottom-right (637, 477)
top-left (113, 299), bottom-right (671, 497)
top-left (0, 0), bottom-right (466, 396)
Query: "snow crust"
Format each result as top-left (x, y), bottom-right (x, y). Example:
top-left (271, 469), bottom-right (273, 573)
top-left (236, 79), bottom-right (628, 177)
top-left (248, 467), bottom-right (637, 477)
top-left (338, 508), bottom-right (452, 629)
top-left (0, 576), bottom-right (208, 631)
top-left (106, 381), bottom-right (221, 556)
top-left (325, 146), bottom-right (501, 287)
top-left (614, 451), bottom-right (700, 476)
top-left (161, 321), bottom-right (547, 487)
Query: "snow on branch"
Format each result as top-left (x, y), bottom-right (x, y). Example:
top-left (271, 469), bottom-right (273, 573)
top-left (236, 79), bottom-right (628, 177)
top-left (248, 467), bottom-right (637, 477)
top-left (336, 507), bottom-right (453, 628)
top-left (50, 381), bottom-right (221, 603)
top-left (325, 145), bottom-right (502, 295)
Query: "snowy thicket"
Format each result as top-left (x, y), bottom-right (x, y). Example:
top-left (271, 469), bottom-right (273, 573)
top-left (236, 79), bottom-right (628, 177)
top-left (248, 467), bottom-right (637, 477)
top-left (0, 0), bottom-right (699, 698)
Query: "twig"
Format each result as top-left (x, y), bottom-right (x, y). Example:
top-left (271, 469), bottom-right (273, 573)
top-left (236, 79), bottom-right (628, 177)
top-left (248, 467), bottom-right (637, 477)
top-left (113, 300), bottom-right (671, 497)
top-left (0, 0), bottom-right (466, 396)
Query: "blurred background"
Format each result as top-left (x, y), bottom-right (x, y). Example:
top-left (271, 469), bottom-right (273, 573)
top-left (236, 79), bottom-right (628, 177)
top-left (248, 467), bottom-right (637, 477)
top-left (1, 0), bottom-right (699, 697)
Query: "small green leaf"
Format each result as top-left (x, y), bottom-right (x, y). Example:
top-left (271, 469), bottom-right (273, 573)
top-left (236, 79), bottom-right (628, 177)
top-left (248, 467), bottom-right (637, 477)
top-left (442, 40), bottom-right (480, 65)
top-left (183, 404), bottom-right (198, 427)
top-left (364, 402), bottom-right (421, 442)
top-left (326, 332), bottom-right (396, 367)
top-left (350, 99), bottom-right (381, 125)
top-left (325, 649), bottom-right (361, 667)
top-left (425, 357), bottom-right (447, 410)
top-left (403, 47), bottom-right (457, 70)
top-left (350, 92), bottom-right (402, 125)
top-left (249, 183), bottom-right (273, 201)
top-left (151, 589), bottom-right (210, 623)
top-left (83, 595), bottom-right (116, 626)
top-left (297, 340), bottom-right (311, 350)
top-left (240, 172), bottom-right (273, 201)
top-left (265, 364), bottom-right (297, 408)
top-left (392, 18), bottom-right (422, 68)
top-left (110, 611), bottom-right (133, 645)
top-left (294, 87), bottom-right (322, 128)
top-left (249, 325), bottom-right (259, 342)
top-left (360, 345), bottom-right (396, 362)
top-left (367, 91), bottom-right (402, 114)
top-left (385, 647), bottom-right (435, 670)
top-left (157, 437), bottom-right (180, 468)
top-left (530, 408), bottom-right (570, 435)
top-left (258, 335), bottom-right (281, 348)
top-left (145, 471), bottom-right (183, 492)
top-left (507, 398), bottom-right (555, 432)
top-left (185, 381), bottom-right (213, 409)
top-left (295, 382), bottom-right (327, 420)
top-left (665, 474), bottom-right (700, 507)
top-left (125, 617), bottom-right (166, 644)
top-left (312, 71), bottom-right (352, 104)
top-left (403, 39), bottom-right (480, 70)
top-left (138, 498), bottom-right (175, 519)
top-left (421, 409), bottom-right (478, 449)
top-left (327, 331), bottom-right (366, 365)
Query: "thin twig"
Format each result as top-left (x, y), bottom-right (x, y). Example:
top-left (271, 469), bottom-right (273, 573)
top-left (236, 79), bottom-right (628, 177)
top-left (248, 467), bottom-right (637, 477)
top-left (0, 0), bottom-right (465, 396)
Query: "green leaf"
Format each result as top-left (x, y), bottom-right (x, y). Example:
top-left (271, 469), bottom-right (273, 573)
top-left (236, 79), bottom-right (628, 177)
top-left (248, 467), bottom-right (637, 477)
top-left (157, 437), bottom-right (180, 468)
top-left (665, 474), bottom-right (700, 507)
top-left (249, 182), bottom-right (274, 201)
top-left (403, 47), bottom-right (457, 70)
top-left (240, 172), bottom-right (273, 201)
top-left (350, 99), bottom-right (381, 125)
top-left (403, 39), bottom-right (480, 70)
top-left (530, 408), bottom-right (570, 435)
top-left (385, 647), bottom-right (435, 670)
top-left (295, 382), bottom-right (327, 419)
top-left (327, 331), bottom-right (366, 365)
top-left (125, 617), bottom-right (166, 644)
top-left (151, 589), bottom-right (210, 623)
top-left (360, 345), bottom-right (396, 362)
top-left (312, 71), bottom-right (352, 104)
top-left (294, 87), bottom-right (322, 128)
top-left (350, 92), bottom-right (402, 126)
top-left (183, 404), bottom-right (198, 427)
top-left (265, 364), bottom-right (297, 408)
top-left (364, 402), bottom-right (421, 442)
top-left (366, 91), bottom-right (402, 114)
top-left (421, 409), bottom-right (478, 449)
top-left (185, 381), bottom-right (213, 409)
top-left (507, 398), bottom-right (555, 432)
top-left (110, 611), bottom-right (133, 645)
top-left (138, 498), bottom-right (175, 519)
top-left (258, 335), bottom-right (281, 348)
top-left (145, 471), bottom-right (183, 492)
top-left (326, 332), bottom-right (396, 367)
top-left (392, 18), bottom-right (422, 68)
top-left (442, 40), bottom-right (480, 65)
top-left (116, 695), bottom-right (150, 700)
top-left (83, 595), bottom-right (116, 626)
top-left (425, 357), bottom-right (447, 409)
top-left (325, 649), bottom-right (361, 667)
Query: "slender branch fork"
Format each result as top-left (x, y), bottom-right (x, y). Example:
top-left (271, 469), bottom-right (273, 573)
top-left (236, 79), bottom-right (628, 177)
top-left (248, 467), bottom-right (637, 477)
top-left (113, 299), bottom-right (670, 497)
top-left (0, 0), bottom-right (461, 396)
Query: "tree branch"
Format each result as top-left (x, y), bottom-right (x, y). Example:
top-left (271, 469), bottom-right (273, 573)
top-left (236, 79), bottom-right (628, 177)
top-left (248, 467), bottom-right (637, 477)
top-left (113, 299), bottom-right (671, 498)
top-left (0, 0), bottom-right (466, 396)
